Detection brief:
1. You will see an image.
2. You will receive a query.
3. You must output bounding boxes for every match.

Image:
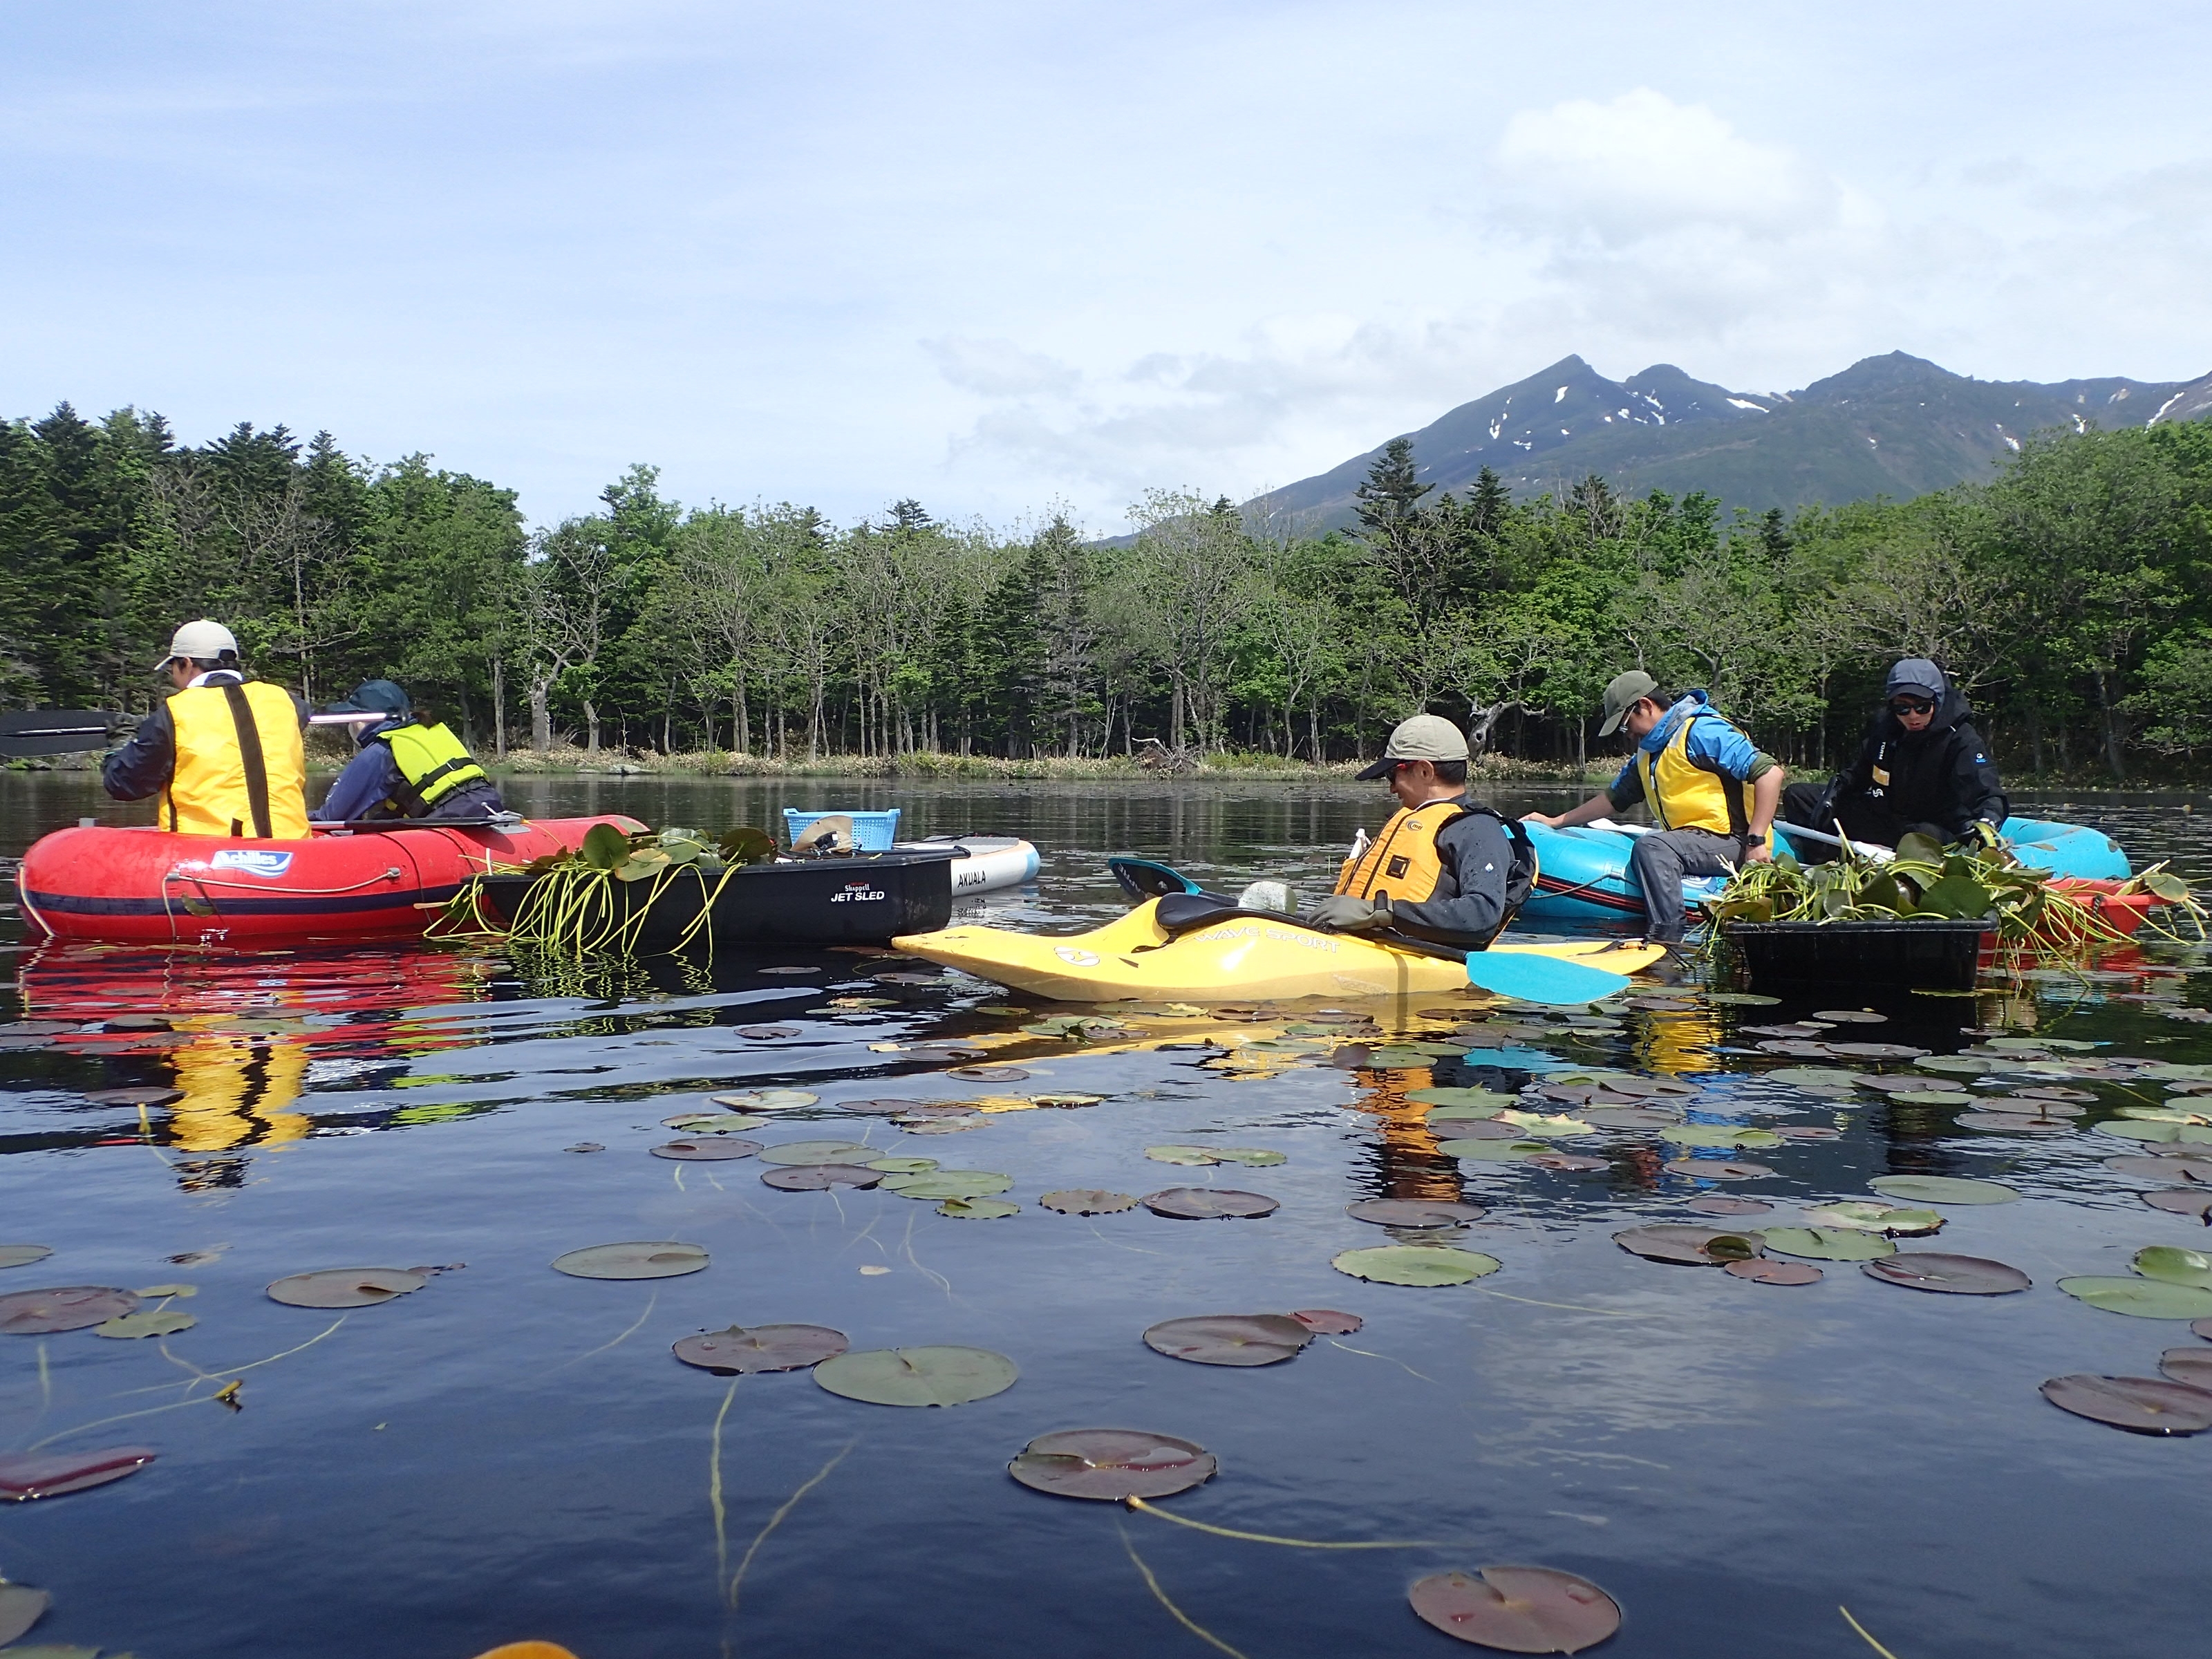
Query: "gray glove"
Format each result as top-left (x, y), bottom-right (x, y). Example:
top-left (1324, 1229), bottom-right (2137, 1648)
top-left (1307, 893), bottom-right (1390, 931)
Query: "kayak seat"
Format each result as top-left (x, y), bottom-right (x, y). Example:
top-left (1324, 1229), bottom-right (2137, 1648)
top-left (1154, 892), bottom-right (1325, 937)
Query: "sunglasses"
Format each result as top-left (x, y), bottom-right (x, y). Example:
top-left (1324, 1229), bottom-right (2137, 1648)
top-left (1890, 696), bottom-right (1936, 715)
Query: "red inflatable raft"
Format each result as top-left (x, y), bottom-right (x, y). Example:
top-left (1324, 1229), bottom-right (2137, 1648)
top-left (15, 816), bottom-right (642, 946)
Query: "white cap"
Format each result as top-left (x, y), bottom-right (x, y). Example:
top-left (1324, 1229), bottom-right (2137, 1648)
top-left (1356, 713), bottom-right (1471, 778)
top-left (161, 619), bottom-right (238, 668)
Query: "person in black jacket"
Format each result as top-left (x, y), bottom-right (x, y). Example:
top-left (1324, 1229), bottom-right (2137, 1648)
top-left (1784, 658), bottom-right (2007, 852)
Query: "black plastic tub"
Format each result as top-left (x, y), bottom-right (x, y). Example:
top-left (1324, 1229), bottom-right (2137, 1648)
top-left (476, 848), bottom-right (957, 948)
top-left (1720, 918), bottom-right (1996, 990)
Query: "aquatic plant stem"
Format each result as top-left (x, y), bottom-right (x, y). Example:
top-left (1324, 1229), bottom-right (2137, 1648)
top-left (727, 1440), bottom-right (856, 1611)
top-left (1839, 1605), bottom-right (1902, 1659)
top-left (547, 1291), bottom-right (659, 1375)
top-left (1118, 1524), bottom-right (1253, 1659)
top-left (1322, 1338), bottom-right (1436, 1383)
top-left (1472, 1288), bottom-right (1643, 1317)
top-left (1124, 1496), bottom-right (1456, 1549)
top-left (122, 1315), bottom-right (349, 1396)
top-left (709, 1380), bottom-right (738, 1600)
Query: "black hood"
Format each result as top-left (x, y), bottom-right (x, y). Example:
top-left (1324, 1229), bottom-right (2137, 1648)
top-left (1882, 682), bottom-right (1974, 743)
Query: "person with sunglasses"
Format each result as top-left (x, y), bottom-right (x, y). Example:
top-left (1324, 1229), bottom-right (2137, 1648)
top-left (1783, 658), bottom-right (2007, 854)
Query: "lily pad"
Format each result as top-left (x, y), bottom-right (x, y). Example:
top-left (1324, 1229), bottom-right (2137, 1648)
top-left (0, 1286), bottom-right (141, 1333)
top-left (2040, 1373), bottom-right (2212, 1434)
top-left (1725, 1257), bottom-right (1822, 1284)
top-left (939, 1197), bottom-right (1020, 1218)
top-left (1143, 1313), bottom-right (1313, 1367)
top-left (662, 1113), bottom-right (769, 1134)
top-left (2056, 1276), bottom-right (2212, 1318)
top-left (1210, 1147), bottom-right (1287, 1166)
top-left (0, 1246), bottom-right (54, 1271)
top-left (1915, 1055), bottom-right (1994, 1074)
top-left (1145, 1145), bottom-right (1219, 1165)
top-left (93, 1309), bottom-right (198, 1339)
top-left (2134, 1246), bottom-right (2212, 1289)
top-left (673, 1323), bottom-right (850, 1374)
top-left (762, 1163), bottom-right (883, 1189)
top-left (712, 1089), bottom-right (818, 1112)
top-left (1410, 1087), bottom-right (1523, 1109)
top-left (1408, 1565), bottom-right (1622, 1653)
top-left (1955, 1112), bottom-right (2070, 1134)
top-left (1441, 1139), bottom-right (1550, 1161)
top-left (1582, 1107), bottom-right (1682, 1130)
top-left (82, 1084), bottom-right (183, 1106)
top-left (1814, 1009), bottom-right (1886, 1023)
top-left (2110, 1154), bottom-right (2212, 1183)
top-left (1613, 1225), bottom-right (1763, 1265)
top-left (1803, 1201), bottom-right (1944, 1236)
top-left (1347, 1199), bottom-right (1486, 1228)
top-left (838, 1098), bottom-right (932, 1116)
top-left (2159, 1347), bottom-right (2212, 1387)
top-left (1039, 1190), bottom-right (1137, 1215)
top-left (1008, 1428), bottom-right (1216, 1501)
top-left (1432, 1120), bottom-right (1526, 1142)
top-left (1662, 1125), bottom-right (1775, 1149)
top-left (0, 1444), bottom-right (157, 1501)
top-left (759, 1141), bottom-right (877, 1166)
top-left (1863, 1253), bottom-right (2031, 1295)
top-left (1291, 1309), bottom-right (1363, 1333)
top-left (650, 1138), bottom-right (762, 1161)
top-left (1332, 1245), bottom-right (1499, 1286)
top-left (1761, 1227), bottom-right (1895, 1262)
top-left (0, 1582), bottom-right (48, 1644)
top-left (1866, 1175), bottom-right (2019, 1205)
top-left (1142, 1188), bottom-right (1280, 1219)
top-left (2143, 1190), bottom-right (2212, 1219)
top-left (866, 1156), bottom-right (939, 1174)
top-left (1708, 992), bottom-right (1781, 1005)
top-left (1527, 1152), bottom-right (1608, 1172)
top-left (549, 1243), bottom-right (709, 1282)
top-left (1683, 1196), bottom-right (1773, 1217)
top-left (1661, 1159), bottom-right (1775, 1181)
top-left (1825, 1042), bottom-right (1929, 1060)
top-left (879, 1170), bottom-right (1013, 1200)
top-left (1893, 1090), bottom-right (1976, 1107)
top-left (1497, 1112), bottom-right (1592, 1138)
top-left (1427, 1105), bottom-right (1508, 1126)
top-left (948, 1065), bottom-right (1028, 1081)
top-left (814, 1344), bottom-right (1018, 1407)
top-left (1765, 1067), bottom-right (1859, 1089)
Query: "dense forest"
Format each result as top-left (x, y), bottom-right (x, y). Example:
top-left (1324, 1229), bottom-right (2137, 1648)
top-left (1, 401), bottom-right (2209, 779)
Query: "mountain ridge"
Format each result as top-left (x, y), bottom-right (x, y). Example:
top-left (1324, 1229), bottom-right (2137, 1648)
top-left (1248, 351), bottom-right (2212, 528)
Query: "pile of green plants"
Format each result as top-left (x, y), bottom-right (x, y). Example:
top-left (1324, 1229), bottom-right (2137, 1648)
top-left (438, 824), bottom-right (779, 953)
top-left (1700, 832), bottom-right (2198, 950)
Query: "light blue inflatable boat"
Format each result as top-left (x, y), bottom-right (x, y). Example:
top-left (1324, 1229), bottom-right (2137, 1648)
top-left (1519, 817), bottom-right (2130, 926)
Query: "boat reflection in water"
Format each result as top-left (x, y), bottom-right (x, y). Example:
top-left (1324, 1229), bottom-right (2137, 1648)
top-left (18, 942), bottom-right (496, 1190)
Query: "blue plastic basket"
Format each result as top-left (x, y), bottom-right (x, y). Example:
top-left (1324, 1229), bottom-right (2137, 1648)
top-left (782, 807), bottom-right (901, 852)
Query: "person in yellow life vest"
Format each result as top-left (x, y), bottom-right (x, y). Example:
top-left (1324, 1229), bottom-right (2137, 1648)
top-left (1304, 713), bottom-right (1535, 949)
top-left (310, 679), bottom-right (507, 822)
top-left (102, 619), bottom-right (310, 837)
top-left (1526, 669), bottom-right (1785, 943)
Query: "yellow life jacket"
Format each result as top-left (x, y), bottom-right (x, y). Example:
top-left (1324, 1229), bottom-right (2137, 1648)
top-left (1633, 710), bottom-right (1770, 845)
top-left (1337, 798), bottom-right (1467, 902)
top-left (377, 722), bottom-right (491, 816)
top-left (161, 681), bottom-right (309, 838)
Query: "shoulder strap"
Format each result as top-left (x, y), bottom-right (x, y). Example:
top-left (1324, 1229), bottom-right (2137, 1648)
top-left (219, 683), bottom-right (273, 839)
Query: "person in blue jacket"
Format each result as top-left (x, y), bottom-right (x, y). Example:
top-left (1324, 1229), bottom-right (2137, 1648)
top-left (311, 680), bottom-right (507, 823)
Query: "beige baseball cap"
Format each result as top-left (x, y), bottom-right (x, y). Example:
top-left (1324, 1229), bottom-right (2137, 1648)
top-left (160, 619), bottom-right (238, 668)
top-left (1356, 713), bottom-right (1471, 779)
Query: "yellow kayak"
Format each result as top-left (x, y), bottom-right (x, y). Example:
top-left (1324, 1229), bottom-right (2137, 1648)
top-left (894, 898), bottom-right (1667, 1002)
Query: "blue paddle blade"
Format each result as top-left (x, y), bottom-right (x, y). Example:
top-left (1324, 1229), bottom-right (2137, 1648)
top-left (1109, 856), bottom-right (1202, 900)
top-left (1466, 951), bottom-right (1631, 1006)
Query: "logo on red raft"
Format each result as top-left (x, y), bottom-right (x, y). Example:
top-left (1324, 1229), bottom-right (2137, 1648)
top-left (829, 883), bottom-right (887, 904)
top-left (209, 850), bottom-right (295, 878)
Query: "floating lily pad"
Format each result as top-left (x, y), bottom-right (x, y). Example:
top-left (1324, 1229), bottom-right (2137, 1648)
top-left (1408, 1565), bottom-right (1622, 1653)
top-left (0, 1246), bottom-right (53, 1271)
top-left (1814, 1009), bottom-right (1887, 1023)
top-left (1432, 1121), bottom-right (1525, 1142)
top-left (2111, 1154), bottom-right (2212, 1183)
top-left (1915, 1055), bottom-right (1994, 1074)
top-left (758, 1140), bottom-right (877, 1166)
top-left (879, 1170), bottom-right (1013, 1200)
top-left (1867, 1175), bottom-right (2018, 1205)
top-left (939, 1197), bottom-right (1020, 1218)
top-left (1526, 1152), bottom-right (1608, 1171)
top-left (1332, 1245), bottom-right (1499, 1286)
top-left (1291, 1309), bottom-right (1363, 1333)
top-left (1613, 1225), bottom-right (1762, 1265)
top-left (1008, 1428), bottom-right (1216, 1501)
top-left (1347, 1199), bottom-right (1485, 1228)
top-left (2143, 1189), bottom-right (2212, 1219)
top-left (0, 1286), bottom-right (141, 1333)
top-left (1954, 1112), bottom-right (2070, 1134)
top-left (1142, 1188), bottom-right (1279, 1219)
top-left (949, 1066), bottom-right (1028, 1081)
top-left (814, 1345), bottom-right (1018, 1407)
top-left (0, 1444), bottom-right (156, 1501)
top-left (900, 1116), bottom-right (985, 1135)
top-left (93, 1309), bottom-right (197, 1339)
top-left (892, 1103), bottom-right (983, 1121)
top-left (1145, 1145), bottom-right (1219, 1165)
top-left (2056, 1276), bottom-right (2212, 1318)
top-left (1662, 1159), bottom-right (1775, 1181)
top-left (2159, 1347), bottom-right (2212, 1387)
top-left (2040, 1373), bottom-right (2212, 1434)
top-left (82, 1085), bottom-right (182, 1106)
top-left (1863, 1253), bottom-right (2030, 1295)
top-left (1826, 1042), bottom-right (1929, 1060)
top-left (1761, 1227), bottom-right (1895, 1262)
top-left (1427, 1105), bottom-right (1508, 1127)
top-left (549, 1243), bottom-right (708, 1281)
top-left (662, 1113), bottom-right (769, 1134)
top-left (866, 1156), bottom-right (938, 1174)
top-left (1683, 1196), bottom-right (1772, 1217)
top-left (1210, 1147), bottom-right (1287, 1166)
top-left (1040, 1190), bottom-right (1138, 1215)
top-left (1143, 1313), bottom-right (1313, 1367)
top-left (1582, 1107), bottom-right (1683, 1130)
top-left (2134, 1246), bottom-right (2212, 1289)
top-left (837, 1098), bottom-right (932, 1116)
top-left (1442, 1138), bottom-right (1553, 1162)
top-left (1410, 1087), bottom-right (1523, 1109)
top-left (650, 1138), bottom-right (762, 1161)
top-left (673, 1323), bottom-right (850, 1374)
top-left (1803, 1201), bottom-right (1944, 1236)
top-left (762, 1163), bottom-right (883, 1190)
top-left (1764, 1067), bottom-right (1859, 1090)
top-left (1725, 1257), bottom-right (1821, 1284)
top-left (1893, 1090), bottom-right (1977, 1106)
top-left (735, 1024), bottom-right (802, 1039)
top-left (1662, 1125), bottom-right (1774, 1149)
top-left (1497, 1112), bottom-right (1592, 1138)
top-left (1031, 1093), bottom-right (1105, 1109)
top-left (712, 1089), bottom-right (818, 1112)
top-left (0, 1581), bottom-right (48, 1644)
top-left (1709, 993), bottom-right (1781, 1005)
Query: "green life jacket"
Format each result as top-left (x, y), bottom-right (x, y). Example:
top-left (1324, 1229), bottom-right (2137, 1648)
top-left (376, 721), bottom-right (490, 817)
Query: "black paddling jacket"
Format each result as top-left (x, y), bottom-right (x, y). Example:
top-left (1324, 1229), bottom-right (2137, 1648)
top-left (1837, 686), bottom-right (2007, 840)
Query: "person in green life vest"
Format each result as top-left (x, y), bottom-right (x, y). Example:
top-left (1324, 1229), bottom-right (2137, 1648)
top-left (1524, 669), bottom-right (1785, 944)
top-left (310, 679), bottom-right (507, 822)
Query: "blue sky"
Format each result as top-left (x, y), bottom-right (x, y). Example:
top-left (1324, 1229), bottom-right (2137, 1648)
top-left (3, 2), bottom-right (2206, 533)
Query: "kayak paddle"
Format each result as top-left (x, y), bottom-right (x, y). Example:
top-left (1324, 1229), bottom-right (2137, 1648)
top-left (1466, 949), bottom-right (1631, 1006)
top-left (0, 709), bottom-right (126, 758)
top-left (1108, 856), bottom-right (1203, 900)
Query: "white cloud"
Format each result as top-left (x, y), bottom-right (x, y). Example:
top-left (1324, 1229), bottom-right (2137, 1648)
top-left (923, 336), bottom-right (1080, 398)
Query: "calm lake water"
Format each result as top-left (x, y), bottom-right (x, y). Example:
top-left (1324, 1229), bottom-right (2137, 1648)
top-left (5, 775), bottom-right (2212, 1659)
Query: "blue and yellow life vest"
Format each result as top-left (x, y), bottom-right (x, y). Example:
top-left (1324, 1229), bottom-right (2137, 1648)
top-left (1633, 711), bottom-right (1770, 845)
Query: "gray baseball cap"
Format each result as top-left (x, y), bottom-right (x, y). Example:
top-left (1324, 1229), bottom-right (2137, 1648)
top-left (1355, 713), bottom-right (1471, 780)
top-left (1885, 658), bottom-right (1946, 700)
top-left (1597, 669), bottom-right (1660, 737)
